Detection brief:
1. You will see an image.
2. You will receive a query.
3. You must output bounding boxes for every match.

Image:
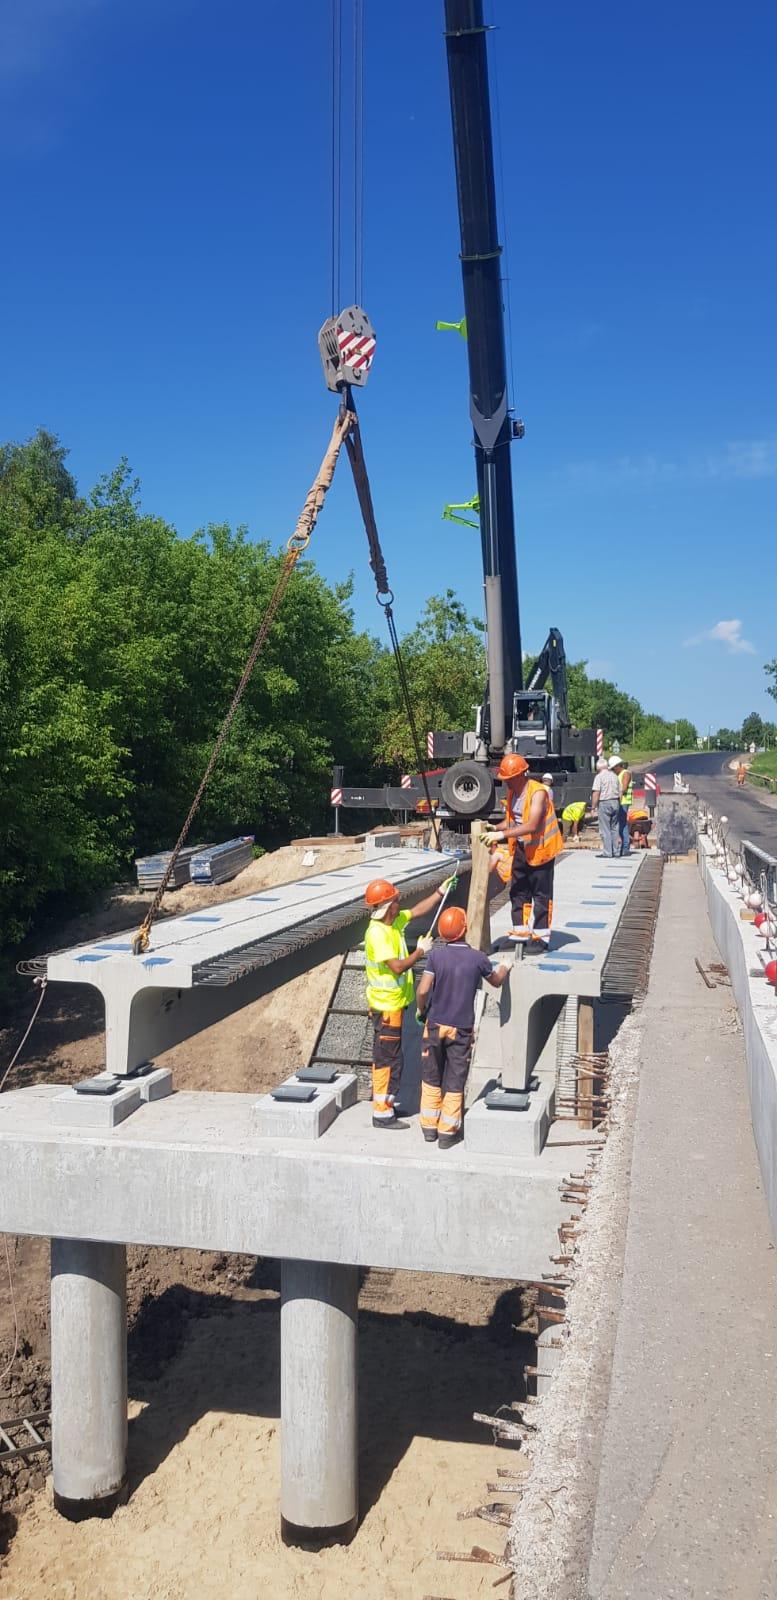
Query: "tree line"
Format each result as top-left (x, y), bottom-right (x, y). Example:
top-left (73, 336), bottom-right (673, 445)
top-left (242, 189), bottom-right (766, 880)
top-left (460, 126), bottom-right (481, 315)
top-left (0, 429), bottom-right (709, 969)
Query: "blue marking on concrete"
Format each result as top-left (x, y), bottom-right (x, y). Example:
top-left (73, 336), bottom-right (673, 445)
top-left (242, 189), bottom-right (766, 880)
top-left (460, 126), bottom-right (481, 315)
top-left (553, 950), bottom-right (595, 961)
top-left (184, 915), bottom-right (223, 923)
top-left (248, 896), bottom-right (281, 903)
top-left (75, 953), bottom-right (107, 963)
top-left (582, 899), bottom-right (617, 906)
top-left (94, 942), bottom-right (132, 951)
top-left (142, 956), bottom-right (172, 968)
top-left (566, 921), bottom-right (606, 929)
top-left (538, 962), bottom-right (571, 972)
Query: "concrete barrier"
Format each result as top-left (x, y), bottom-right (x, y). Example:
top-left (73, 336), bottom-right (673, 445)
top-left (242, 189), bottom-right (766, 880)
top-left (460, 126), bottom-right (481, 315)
top-left (698, 835), bottom-right (777, 1240)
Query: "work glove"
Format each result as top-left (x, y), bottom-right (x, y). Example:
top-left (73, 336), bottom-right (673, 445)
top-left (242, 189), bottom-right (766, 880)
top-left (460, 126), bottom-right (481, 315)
top-left (439, 873), bottom-right (459, 894)
top-left (415, 1009), bottom-right (427, 1026)
top-left (480, 829), bottom-right (505, 847)
top-left (416, 933), bottom-right (434, 954)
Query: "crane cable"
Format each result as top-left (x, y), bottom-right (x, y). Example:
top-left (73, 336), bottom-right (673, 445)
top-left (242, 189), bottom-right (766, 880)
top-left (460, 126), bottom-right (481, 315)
top-left (332, 0), bottom-right (364, 312)
top-left (130, 409), bottom-right (354, 956)
top-left (330, 4), bottom-right (439, 848)
top-left (343, 407), bottom-right (442, 852)
top-left (330, 0), bottom-right (342, 316)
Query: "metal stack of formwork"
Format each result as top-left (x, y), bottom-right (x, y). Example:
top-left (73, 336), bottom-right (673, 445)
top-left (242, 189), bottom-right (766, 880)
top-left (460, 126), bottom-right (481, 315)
top-left (135, 846), bottom-right (202, 891)
top-left (306, 950), bottom-right (374, 1099)
top-left (189, 836), bottom-right (255, 886)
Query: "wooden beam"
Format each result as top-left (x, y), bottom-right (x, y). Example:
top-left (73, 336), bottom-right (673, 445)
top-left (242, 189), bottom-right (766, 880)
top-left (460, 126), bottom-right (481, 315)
top-left (466, 821), bottom-right (492, 952)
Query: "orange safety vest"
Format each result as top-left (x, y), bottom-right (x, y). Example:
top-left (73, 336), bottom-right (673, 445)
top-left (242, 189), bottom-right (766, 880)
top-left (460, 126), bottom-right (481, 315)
top-left (493, 778), bottom-right (564, 882)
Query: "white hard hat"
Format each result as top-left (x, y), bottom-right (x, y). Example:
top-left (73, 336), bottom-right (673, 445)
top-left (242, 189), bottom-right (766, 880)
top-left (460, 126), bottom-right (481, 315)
top-left (608, 754), bottom-right (624, 769)
top-left (542, 773), bottom-right (554, 783)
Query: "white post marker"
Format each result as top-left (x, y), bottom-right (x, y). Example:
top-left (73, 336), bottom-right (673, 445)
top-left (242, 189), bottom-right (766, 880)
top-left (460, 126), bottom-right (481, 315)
top-left (330, 786), bottom-right (343, 836)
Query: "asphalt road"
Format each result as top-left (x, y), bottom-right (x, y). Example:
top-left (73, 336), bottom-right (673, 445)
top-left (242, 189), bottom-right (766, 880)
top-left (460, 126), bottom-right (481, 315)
top-left (636, 750), bottom-right (777, 857)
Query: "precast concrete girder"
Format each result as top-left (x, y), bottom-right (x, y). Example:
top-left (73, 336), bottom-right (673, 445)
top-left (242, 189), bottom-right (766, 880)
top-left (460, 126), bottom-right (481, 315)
top-left (42, 849), bottom-right (459, 1076)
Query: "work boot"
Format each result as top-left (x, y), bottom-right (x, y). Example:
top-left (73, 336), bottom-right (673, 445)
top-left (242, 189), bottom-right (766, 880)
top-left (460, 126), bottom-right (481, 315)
top-left (372, 1115), bottom-right (410, 1130)
top-left (438, 1128), bottom-right (462, 1151)
top-left (422, 1127), bottom-right (438, 1143)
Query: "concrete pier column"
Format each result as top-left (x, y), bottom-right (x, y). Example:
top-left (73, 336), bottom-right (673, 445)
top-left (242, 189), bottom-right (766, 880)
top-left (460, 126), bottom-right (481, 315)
top-left (280, 1259), bottom-right (358, 1546)
top-left (50, 1239), bottom-right (128, 1519)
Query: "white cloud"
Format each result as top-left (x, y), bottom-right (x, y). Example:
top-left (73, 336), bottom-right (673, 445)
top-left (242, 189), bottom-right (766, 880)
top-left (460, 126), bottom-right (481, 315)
top-left (684, 619), bottom-right (756, 655)
top-left (558, 435), bottom-right (777, 492)
top-left (702, 438), bottom-right (777, 481)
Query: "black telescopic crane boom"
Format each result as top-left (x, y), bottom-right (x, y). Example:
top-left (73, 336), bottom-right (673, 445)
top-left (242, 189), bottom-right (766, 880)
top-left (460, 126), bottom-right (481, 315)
top-left (443, 0), bottom-right (522, 749)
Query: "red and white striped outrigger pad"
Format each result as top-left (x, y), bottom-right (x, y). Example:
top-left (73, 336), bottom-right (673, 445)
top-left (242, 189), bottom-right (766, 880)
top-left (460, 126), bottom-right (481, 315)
top-left (318, 304), bottom-right (376, 391)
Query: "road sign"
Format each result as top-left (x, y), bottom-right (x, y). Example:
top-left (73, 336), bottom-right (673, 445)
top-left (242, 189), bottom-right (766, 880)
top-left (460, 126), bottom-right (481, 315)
top-left (612, 739), bottom-right (620, 756)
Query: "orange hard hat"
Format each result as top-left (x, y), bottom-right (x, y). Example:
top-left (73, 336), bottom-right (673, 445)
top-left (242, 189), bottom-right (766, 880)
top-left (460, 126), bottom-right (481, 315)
top-left (497, 753), bottom-right (529, 780)
top-left (438, 905), bottom-right (468, 942)
top-left (365, 878), bottom-right (398, 909)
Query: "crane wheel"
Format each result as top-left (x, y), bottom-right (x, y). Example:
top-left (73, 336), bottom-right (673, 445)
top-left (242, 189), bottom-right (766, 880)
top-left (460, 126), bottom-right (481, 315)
top-left (440, 760), bottom-right (495, 818)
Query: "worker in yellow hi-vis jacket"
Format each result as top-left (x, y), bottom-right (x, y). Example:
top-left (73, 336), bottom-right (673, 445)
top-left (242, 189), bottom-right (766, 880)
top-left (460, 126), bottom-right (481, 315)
top-left (363, 873), bottom-right (457, 1131)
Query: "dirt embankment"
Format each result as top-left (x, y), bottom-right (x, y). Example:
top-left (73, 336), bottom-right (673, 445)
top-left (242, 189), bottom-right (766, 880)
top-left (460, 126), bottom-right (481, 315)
top-left (1, 842), bottom-right (535, 1595)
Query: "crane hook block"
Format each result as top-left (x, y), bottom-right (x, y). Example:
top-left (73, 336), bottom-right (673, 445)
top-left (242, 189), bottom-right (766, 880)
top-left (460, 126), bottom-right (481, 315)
top-left (318, 305), bottom-right (376, 392)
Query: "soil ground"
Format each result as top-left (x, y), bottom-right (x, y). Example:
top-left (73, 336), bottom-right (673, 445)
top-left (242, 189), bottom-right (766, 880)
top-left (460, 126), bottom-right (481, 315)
top-left (0, 842), bottom-right (535, 1596)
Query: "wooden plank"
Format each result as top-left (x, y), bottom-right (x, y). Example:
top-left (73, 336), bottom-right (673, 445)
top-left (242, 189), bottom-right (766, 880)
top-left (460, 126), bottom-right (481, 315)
top-left (467, 820), bottom-right (492, 953)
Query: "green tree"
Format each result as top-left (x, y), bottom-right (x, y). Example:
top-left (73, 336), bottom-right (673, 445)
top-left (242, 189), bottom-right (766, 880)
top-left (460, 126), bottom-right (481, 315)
top-left (674, 718), bottom-right (698, 747)
top-left (0, 435), bottom-right (130, 945)
top-left (741, 712), bottom-right (765, 748)
top-left (372, 591), bottom-right (485, 769)
top-left (765, 660), bottom-right (777, 707)
top-left (0, 432), bottom-right (385, 966)
top-left (635, 714), bottom-right (672, 749)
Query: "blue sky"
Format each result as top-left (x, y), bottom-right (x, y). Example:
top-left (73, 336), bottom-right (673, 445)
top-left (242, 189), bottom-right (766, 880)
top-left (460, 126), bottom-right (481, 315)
top-left (2, 0), bottom-right (775, 732)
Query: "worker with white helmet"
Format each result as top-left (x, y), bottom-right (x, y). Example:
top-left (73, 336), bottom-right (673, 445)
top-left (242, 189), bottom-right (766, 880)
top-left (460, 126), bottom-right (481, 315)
top-left (363, 872), bottom-right (457, 1130)
top-left (591, 756), bottom-right (622, 856)
top-left (609, 754), bottom-right (633, 856)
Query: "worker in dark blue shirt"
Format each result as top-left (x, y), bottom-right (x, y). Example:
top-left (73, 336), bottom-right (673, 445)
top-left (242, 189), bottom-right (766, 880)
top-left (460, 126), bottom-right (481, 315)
top-left (415, 906), bottom-right (510, 1148)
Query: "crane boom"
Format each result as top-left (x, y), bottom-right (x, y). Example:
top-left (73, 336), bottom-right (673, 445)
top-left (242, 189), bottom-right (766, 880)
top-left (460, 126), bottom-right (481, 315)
top-left (444, 0), bottom-right (522, 748)
top-left (524, 629), bottom-right (570, 728)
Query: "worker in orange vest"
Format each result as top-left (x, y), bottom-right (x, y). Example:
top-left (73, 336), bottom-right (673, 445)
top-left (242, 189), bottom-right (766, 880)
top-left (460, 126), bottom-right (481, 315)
top-left (483, 754), bottom-right (564, 951)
